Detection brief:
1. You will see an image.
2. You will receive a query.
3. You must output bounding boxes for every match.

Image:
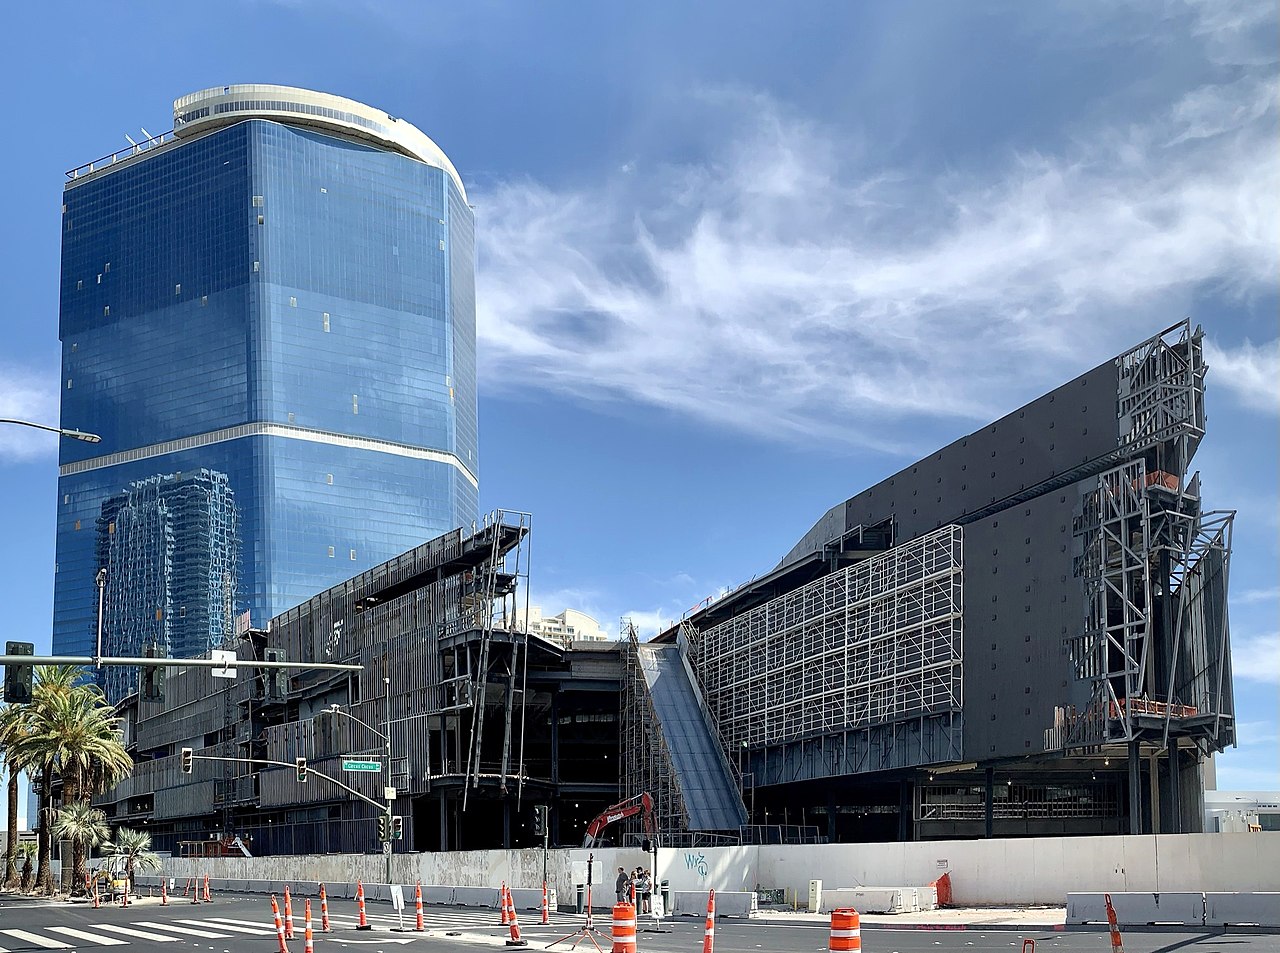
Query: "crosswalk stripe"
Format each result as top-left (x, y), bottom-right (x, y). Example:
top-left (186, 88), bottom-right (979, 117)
top-left (181, 918), bottom-right (273, 935)
top-left (204, 917), bottom-right (279, 932)
top-left (135, 920), bottom-right (232, 938)
top-left (95, 923), bottom-right (180, 942)
top-left (47, 926), bottom-right (129, 946)
top-left (0, 930), bottom-right (71, 949)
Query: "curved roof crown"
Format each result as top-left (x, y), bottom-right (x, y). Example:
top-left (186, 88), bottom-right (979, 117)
top-left (173, 84), bottom-right (467, 201)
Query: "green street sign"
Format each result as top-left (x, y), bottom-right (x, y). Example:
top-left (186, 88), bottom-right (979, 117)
top-left (342, 759), bottom-right (382, 772)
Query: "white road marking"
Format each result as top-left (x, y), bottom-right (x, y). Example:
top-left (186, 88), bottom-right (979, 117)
top-left (95, 923), bottom-right (181, 941)
top-left (0, 930), bottom-right (71, 949)
top-left (134, 920), bottom-right (233, 938)
top-left (47, 925), bottom-right (130, 945)
top-left (183, 918), bottom-right (274, 934)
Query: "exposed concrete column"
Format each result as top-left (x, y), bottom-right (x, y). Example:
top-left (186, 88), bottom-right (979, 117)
top-left (984, 767), bottom-right (995, 839)
top-left (550, 695), bottom-right (560, 785)
top-left (1167, 737), bottom-right (1181, 833)
top-left (1128, 740), bottom-right (1143, 834)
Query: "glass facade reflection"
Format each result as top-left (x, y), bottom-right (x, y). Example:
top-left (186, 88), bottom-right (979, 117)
top-left (54, 89), bottom-right (479, 687)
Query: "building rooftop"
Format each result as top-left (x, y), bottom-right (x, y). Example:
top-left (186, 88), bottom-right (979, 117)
top-left (67, 84), bottom-right (467, 201)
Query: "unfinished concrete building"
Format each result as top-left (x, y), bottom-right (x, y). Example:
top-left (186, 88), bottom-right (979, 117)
top-left (625, 321), bottom-right (1234, 841)
top-left (99, 511), bottom-right (625, 854)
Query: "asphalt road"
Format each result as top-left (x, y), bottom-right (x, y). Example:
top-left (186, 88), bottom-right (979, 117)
top-left (0, 893), bottom-right (1273, 953)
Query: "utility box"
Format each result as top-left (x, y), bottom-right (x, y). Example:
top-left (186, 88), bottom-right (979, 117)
top-left (809, 880), bottom-right (822, 912)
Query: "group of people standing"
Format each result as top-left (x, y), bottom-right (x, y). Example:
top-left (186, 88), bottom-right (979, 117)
top-left (615, 866), bottom-right (654, 912)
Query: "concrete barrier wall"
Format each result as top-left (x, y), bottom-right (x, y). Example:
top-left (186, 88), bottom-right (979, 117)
top-left (657, 832), bottom-right (1278, 905)
top-left (164, 846), bottom-right (651, 910)
top-left (1205, 892), bottom-right (1280, 927)
top-left (160, 832), bottom-right (1278, 909)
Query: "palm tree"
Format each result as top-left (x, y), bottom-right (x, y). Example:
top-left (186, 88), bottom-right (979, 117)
top-left (0, 704), bottom-right (27, 888)
top-left (12, 666), bottom-right (132, 895)
top-left (109, 827), bottom-right (162, 896)
top-left (15, 665), bottom-right (78, 894)
top-left (52, 803), bottom-right (110, 895)
top-left (17, 841), bottom-right (36, 892)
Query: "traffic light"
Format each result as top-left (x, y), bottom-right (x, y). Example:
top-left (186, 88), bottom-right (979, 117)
top-left (3, 641), bottom-right (34, 704)
top-left (264, 648), bottom-right (287, 700)
top-left (377, 814), bottom-right (391, 841)
top-left (296, 757), bottom-right (307, 782)
top-left (390, 815), bottom-right (403, 841)
top-left (533, 804), bottom-right (547, 837)
top-left (180, 748), bottom-right (193, 774)
top-left (141, 643), bottom-right (165, 702)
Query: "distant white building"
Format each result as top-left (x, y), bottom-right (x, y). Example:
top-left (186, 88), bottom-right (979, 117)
top-left (1204, 790), bottom-right (1280, 832)
top-left (515, 606), bottom-right (608, 646)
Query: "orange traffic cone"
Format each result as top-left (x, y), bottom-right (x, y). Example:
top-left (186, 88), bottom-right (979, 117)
top-left (500, 881), bottom-right (510, 924)
top-left (203, 873), bottom-right (211, 903)
top-left (1104, 893), bottom-right (1125, 953)
top-left (270, 895), bottom-right (288, 953)
top-left (542, 881), bottom-right (549, 925)
top-left (304, 898), bottom-right (315, 953)
top-left (702, 889), bottom-right (715, 953)
top-left (828, 908), bottom-right (861, 952)
top-left (356, 879), bottom-right (371, 930)
top-left (284, 885), bottom-right (295, 939)
top-left (506, 887), bottom-right (528, 947)
top-left (161, 877), bottom-right (168, 905)
top-left (320, 882), bottom-right (332, 932)
top-left (414, 881), bottom-right (425, 932)
top-left (612, 901), bottom-right (637, 953)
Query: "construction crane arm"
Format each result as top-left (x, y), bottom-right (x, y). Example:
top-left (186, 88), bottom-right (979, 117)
top-left (582, 792), bottom-right (655, 848)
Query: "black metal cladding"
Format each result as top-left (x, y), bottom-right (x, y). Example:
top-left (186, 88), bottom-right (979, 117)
top-left (687, 321), bottom-right (1234, 803)
top-left (780, 361), bottom-right (1121, 568)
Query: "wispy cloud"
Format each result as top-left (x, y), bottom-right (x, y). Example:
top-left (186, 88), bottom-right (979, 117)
top-left (1232, 630), bottom-right (1280, 685)
top-left (0, 365), bottom-right (61, 463)
top-left (1204, 338), bottom-right (1280, 415)
top-left (1236, 586), bottom-right (1280, 605)
top-left (474, 19), bottom-right (1278, 451)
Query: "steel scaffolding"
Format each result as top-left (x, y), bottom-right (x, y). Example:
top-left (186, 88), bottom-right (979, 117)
top-left (691, 524), bottom-right (964, 763)
top-left (1061, 321), bottom-right (1234, 755)
top-left (620, 620), bottom-right (688, 839)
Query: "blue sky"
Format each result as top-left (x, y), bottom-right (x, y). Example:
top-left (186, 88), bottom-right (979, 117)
top-left (1, 0), bottom-right (1275, 796)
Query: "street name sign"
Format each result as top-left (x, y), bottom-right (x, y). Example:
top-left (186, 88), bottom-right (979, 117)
top-left (343, 759), bottom-right (382, 772)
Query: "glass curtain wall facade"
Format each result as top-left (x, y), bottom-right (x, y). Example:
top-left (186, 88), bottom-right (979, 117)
top-left (54, 87), bottom-right (478, 694)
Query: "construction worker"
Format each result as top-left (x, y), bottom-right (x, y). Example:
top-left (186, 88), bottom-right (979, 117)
top-left (638, 869), bottom-right (652, 913)
top-left (615, 867), bottom-right (628, 903)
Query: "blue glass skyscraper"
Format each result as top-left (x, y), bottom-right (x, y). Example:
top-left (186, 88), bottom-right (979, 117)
top-left (54, 85), bottom-right (479, 684)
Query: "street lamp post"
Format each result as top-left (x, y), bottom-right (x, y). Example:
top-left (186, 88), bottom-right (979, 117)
top-left (323, 696), bottom-right (395, 885)
top-left (0, 418), bottom-right (101, 443)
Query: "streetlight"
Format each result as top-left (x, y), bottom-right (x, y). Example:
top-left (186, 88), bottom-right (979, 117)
top-left (321, 690), bottom-right (394, 884)
top-left (0, 418), bottom-right (101, 443)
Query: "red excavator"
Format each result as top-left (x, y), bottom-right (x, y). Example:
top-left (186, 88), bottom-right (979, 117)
top-left (582, 792), bottom-right (656, 848)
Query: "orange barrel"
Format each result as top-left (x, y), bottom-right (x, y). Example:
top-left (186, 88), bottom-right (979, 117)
top-left (611, 901), bottom-right (637, 953)
top-left (829, 908), bottom-right (861, 952)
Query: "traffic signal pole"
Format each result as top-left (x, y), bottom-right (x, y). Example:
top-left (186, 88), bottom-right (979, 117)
top-left (184, 753), bottom-right (388, 813)
top-left (0, 653), bottom-right (361, 672)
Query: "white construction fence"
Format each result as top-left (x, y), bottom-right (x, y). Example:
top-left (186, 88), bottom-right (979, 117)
top-left (157, 831), bottom-right (1278, 910)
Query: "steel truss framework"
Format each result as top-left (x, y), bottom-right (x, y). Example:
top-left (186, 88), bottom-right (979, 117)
top-left (692, 524), bottom-right (964, 771)
top-left (620, 621), bottom-right (693, 841)
top-left (1062, 321), bottom-right (1234, 754)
